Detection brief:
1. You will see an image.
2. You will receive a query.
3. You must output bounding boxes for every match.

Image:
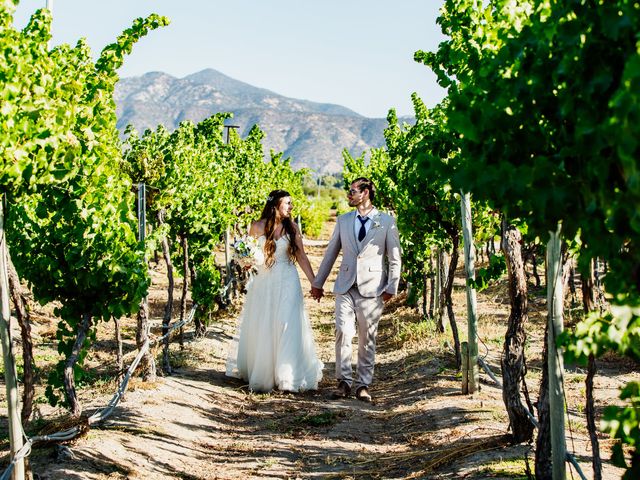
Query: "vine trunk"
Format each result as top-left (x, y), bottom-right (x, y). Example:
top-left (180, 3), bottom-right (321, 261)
top-left (64, 313), bottom-right (92, 417)
top-left (500, 222), bottom-right (534, 443)
top-left (7, 253), bottom-right (35, 423)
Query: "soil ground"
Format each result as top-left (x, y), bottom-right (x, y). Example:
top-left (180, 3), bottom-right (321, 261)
top-left (1, 215), bottom-right (637, 479)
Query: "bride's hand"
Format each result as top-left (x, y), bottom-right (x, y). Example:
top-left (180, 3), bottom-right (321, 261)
top-left (310, 286), bottom-right (324, 302)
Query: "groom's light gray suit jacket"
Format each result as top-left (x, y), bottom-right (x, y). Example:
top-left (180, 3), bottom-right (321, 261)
top-left (313, 210), bottom-right (402, 297)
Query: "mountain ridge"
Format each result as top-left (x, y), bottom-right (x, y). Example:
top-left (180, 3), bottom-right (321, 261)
top-left (114, 68), bottom-right (403, 174)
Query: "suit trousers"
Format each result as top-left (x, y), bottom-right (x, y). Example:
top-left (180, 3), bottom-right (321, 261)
top-left (334, 286), bottom-right (384, 390)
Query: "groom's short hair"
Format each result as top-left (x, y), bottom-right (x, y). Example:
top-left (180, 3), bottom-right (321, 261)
top-left (352, 177), bottom-right (375, 203)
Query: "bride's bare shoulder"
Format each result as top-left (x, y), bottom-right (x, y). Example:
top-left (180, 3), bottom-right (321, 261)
top-left (249, 219), bottom-right (266, 238)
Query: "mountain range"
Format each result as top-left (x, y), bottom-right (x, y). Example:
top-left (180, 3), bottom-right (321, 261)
top-left (114, 68), bottom-right (399, 174)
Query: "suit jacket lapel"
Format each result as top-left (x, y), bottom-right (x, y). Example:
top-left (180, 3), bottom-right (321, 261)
top-left (346, 211), bottom-right (359, 253)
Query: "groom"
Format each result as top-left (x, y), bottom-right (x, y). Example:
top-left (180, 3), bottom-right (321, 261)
top-left (311, 177), bottom-right (401, 402)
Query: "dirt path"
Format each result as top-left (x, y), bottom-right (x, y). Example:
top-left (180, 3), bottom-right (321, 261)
top-left (16, 221), bottom-right (635, 479)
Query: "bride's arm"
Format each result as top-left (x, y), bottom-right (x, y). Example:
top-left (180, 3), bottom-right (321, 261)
top-left (293, 223), bottom-right (315, 284)
top-left (249, 220), bottom-right (263, 238)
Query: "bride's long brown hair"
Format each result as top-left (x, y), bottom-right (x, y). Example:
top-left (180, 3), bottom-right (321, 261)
top-left (260, 190), bottom-right (298, 267)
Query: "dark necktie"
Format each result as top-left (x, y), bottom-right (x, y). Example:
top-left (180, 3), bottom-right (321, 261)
top-left (357, 215), bottom-right (369, 241)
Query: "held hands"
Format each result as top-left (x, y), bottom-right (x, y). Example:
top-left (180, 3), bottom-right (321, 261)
top-left (308, 286), bottom-right (391, 302)
top-left (310, 286), bottom-right (324, 302)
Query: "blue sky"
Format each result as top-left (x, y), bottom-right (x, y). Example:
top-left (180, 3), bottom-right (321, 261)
top-left (12, 1), bottom-right (447, 118)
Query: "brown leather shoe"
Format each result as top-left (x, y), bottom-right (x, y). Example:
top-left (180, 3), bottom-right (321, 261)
top-left (355, 386), bottom-right (372, 403)
top-left (331, 381), bottom-right (351, 399)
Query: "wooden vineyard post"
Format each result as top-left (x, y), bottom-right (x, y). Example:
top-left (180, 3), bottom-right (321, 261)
top-left (547, 224), bottom-right (566, 480)
top-left (435, 249), bottom-right (441, 323)
top-left (223, 124), bottom-right (239, 301)
top-left (136, 183), bottom-right (156, 380)
top-left (224, 226), bottom-right (231, 280)
top-left (461, 341), bottom-right (469, 394)
top-left (0, 198), bottom-right (25, 479)
top-left (460, 192), bottom-right (479, 393)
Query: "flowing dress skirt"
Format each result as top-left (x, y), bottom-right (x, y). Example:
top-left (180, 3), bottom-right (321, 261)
top-left (226, 237), bottom-right (323, 392)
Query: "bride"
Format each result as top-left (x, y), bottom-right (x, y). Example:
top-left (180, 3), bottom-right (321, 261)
top-left (226, 189), bottom-right (323, 392)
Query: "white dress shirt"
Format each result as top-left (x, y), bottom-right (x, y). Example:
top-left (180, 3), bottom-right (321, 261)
top-left (353, 208), bottom-right (378, 240)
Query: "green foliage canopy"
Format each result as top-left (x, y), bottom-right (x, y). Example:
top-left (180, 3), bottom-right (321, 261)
top-left (419, 0), bottom-right (640, 472)
top-left (3, 5), bottom-right (168, 406)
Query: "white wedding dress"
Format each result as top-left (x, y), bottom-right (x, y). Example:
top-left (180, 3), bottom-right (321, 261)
top-left (226, 235), bottom-right (323, 392)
